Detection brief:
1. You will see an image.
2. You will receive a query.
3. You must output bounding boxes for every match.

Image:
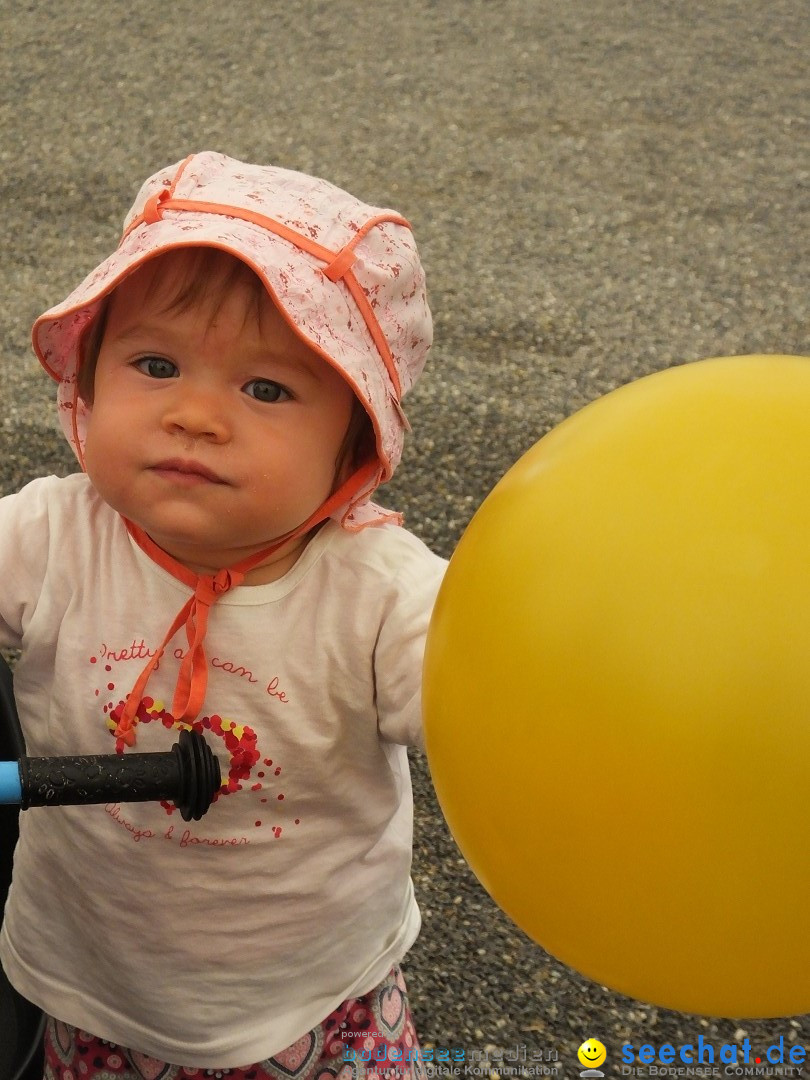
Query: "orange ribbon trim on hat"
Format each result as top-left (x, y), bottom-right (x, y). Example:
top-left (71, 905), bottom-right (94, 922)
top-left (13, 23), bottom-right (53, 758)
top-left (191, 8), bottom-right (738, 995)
top-left (113, 461), bottom-right (379, 751)
top-left (120, 198), bottom-right (408, 400)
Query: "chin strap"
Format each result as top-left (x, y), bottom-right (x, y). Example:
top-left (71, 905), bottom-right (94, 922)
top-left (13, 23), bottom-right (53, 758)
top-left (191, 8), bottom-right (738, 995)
top-left (113, 462), bottom-right (379, 752)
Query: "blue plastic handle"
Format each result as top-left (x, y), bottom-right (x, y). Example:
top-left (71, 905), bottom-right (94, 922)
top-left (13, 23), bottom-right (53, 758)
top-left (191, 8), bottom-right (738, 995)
top-left (0, 760), bottom-right (22, 804)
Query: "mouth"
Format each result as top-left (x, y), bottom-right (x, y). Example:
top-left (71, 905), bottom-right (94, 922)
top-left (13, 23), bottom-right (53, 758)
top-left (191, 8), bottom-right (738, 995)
top-left (149, 459), bottom-right (228, 485)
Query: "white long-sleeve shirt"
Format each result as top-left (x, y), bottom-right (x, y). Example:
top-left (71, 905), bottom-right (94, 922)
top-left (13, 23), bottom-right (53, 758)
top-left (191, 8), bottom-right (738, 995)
top-left (0, 473), bottom-right (446, 1066)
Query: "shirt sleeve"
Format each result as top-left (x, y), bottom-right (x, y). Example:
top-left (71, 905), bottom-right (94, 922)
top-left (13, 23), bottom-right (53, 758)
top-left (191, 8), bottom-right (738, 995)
top-left (374, 537), bottom-right (448, 748)
top-left (0, 477), bottom-right (56, 650)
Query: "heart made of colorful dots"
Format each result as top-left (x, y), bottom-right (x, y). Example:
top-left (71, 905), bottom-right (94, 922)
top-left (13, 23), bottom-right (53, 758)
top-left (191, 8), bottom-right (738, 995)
top-left (107, 697), bottom-right (266, 812)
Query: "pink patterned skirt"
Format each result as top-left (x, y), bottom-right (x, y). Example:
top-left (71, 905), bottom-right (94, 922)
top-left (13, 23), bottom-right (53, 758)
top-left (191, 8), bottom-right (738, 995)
top-left (44, 965), bottom-right (426, 1080)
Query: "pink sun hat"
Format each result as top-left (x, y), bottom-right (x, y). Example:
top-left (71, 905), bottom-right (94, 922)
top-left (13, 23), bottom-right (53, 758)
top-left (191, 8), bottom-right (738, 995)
top-left (32, 151), bottom-right (433, 527)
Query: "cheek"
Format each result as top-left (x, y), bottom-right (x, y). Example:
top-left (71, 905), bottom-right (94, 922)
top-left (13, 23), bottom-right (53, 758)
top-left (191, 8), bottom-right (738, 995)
top-left (84, 403), bottom-right (111, 462)
top-left (83, 422), bottom-right (113, 496)
top-left (83, 399), bottom-right (131, 489)
top-left (82, 409), bottom-right (103, 473)
top-left (320, 395), bottom-right (356, 457)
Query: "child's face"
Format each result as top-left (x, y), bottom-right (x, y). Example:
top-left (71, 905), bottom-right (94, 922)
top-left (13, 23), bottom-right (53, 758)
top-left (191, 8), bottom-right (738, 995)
top-left (82, 252), bottom-right (356, 579)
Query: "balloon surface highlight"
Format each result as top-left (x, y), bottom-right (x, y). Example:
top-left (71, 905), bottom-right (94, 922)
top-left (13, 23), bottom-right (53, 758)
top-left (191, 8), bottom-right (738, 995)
top-left (423, 355), bottom-right (810, 1018)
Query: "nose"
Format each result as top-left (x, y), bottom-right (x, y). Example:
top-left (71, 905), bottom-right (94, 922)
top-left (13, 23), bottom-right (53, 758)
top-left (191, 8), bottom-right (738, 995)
top-left (160, 385), bottom-right (230, 444)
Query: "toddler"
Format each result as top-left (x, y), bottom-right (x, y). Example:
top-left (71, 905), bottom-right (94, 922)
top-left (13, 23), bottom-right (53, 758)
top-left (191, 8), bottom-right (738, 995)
top-left (0, 152), bottom-right (446, 1078)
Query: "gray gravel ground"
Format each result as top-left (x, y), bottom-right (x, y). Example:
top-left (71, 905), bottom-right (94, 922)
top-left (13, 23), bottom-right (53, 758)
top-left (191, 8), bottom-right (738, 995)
top-left (0, 0), bottom-right (808, 1075)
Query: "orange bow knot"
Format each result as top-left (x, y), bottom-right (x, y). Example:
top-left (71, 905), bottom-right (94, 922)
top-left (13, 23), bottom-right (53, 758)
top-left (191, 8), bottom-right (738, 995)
top-left (195, 568), bottom-right (245, 607)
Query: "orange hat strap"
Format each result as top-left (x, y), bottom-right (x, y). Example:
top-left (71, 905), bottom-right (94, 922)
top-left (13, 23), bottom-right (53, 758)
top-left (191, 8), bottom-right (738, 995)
top-left (115, 461), bottom-right (379, 751)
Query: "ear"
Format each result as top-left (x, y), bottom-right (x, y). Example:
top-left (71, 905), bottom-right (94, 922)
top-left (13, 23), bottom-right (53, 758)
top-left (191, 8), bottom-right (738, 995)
top-left (339, 400), bottom-right (377, 485)
top-left (334, 446), bottom-right (358, 488)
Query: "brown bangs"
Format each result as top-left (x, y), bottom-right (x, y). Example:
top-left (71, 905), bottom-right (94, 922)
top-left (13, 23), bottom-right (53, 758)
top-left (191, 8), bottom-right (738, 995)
top-left (77, 248), bottom-right (269, 405)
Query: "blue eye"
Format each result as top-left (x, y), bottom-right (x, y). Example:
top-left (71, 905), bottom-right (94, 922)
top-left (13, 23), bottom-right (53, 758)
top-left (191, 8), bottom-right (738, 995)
top-left (243, 379), bottom-right (291, 403)
top-left (135, 356), bottom-right (178, 379)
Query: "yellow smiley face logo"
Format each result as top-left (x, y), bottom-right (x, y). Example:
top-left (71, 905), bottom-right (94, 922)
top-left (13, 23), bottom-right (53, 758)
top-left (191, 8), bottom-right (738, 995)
top-left (577, 1040), bottom-right (607, 1069)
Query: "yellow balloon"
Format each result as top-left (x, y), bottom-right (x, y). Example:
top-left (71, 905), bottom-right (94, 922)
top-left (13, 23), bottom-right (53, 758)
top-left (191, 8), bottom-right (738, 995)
top-left (423, 355), bottom-right (810, 1018)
